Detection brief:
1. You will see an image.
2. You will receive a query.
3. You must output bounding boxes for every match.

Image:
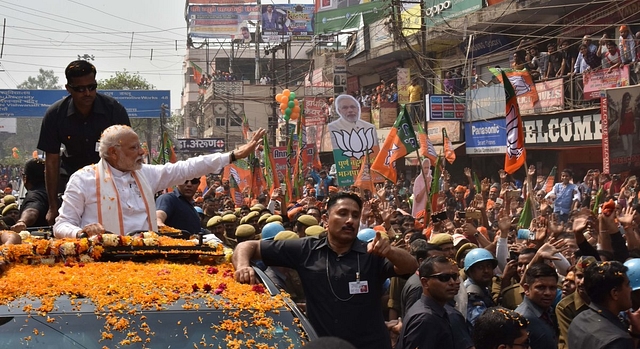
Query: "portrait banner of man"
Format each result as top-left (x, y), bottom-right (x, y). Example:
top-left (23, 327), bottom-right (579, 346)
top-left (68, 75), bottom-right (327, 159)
top-left (328, 94), bottom-right (383, 186)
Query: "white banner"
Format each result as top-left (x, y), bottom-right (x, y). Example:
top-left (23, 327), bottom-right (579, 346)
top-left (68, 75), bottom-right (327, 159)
top-left (0, 118), bottom-right (17, 134)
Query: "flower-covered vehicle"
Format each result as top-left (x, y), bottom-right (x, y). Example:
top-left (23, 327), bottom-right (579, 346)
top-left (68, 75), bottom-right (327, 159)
top-left (0, 231), bottom-right (316, 348)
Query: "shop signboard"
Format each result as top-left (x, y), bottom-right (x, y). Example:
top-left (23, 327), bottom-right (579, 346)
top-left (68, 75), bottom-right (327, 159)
top-left (426, 121), bottom-right (461, 144)
top-left (600, 85), bottom-right (640, 174)
top-left (583, 66), bottom-right (630, 100)
top-left (466, 85), bottom-right (505, 121)
top-left (303, 97), bottom-right (328, 126)
top-left (522, 111), bottom-right (602, 147)
top-left (271, 145), bottom-right (315, 181)
top-left (426, 94), bottom-right (466, 121)
top-left (518, 78), bottom-right (564, 115)
top-left (314, 1), bottom-right (387, 34)
top-left (423, 0), bottom-right (483, 28)
top-left (177, 138), bottom-right (226, 153)
top-left (463, 34), bottom-right (510, 58)
top-left (465, 119), bottom-right (506, 155)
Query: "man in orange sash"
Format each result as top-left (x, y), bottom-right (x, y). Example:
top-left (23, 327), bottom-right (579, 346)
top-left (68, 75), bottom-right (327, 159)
top-left (53, 125), bottom-right (265, 238)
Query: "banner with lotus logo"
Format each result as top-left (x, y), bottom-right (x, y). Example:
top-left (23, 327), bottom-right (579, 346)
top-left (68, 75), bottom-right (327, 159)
top-left (328, 94), bottom-right (384, 186)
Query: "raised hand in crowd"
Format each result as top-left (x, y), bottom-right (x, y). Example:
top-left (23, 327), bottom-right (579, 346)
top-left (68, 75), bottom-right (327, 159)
top-left (548, 212), bottom-right (565, 237)
top-left (481, 178), bottom-right (491, 193)
top-left (527, 165), bottom-right (536, 177)
top-left (498, 169), bottom-right (507, 183)
top-left (619, 206), bottom-right (638, 229)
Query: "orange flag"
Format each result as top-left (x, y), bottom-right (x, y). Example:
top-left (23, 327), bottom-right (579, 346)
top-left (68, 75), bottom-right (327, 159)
top-left (354, 155), bottom-right (375, 193)
top-left (197, 175), bottom-right (207, 194)
top-left (442, 129), bottom-right (456, 164)
top-left (416, 122), bottom-right (437, 164)
top-left (371, 106), bottom-right (418, 183)
top-left (501, 69), bottom-right (527, 174)
top-left (490, 67), bottom-right (539, 106)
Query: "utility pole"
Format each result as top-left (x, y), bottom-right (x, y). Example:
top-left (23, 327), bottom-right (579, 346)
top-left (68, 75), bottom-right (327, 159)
top-left (255, 0), bottom-right (261, 82)
top-left (269, 48), bottom-right (278, 146)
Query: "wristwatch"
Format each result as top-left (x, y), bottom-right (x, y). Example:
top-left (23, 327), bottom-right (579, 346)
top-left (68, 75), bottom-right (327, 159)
top-left (230, 151), bottom-right (237, 162)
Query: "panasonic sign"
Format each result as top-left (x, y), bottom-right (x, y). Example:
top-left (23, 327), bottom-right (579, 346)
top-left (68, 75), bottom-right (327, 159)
top-left (425, 1), bottom-right (451, 17)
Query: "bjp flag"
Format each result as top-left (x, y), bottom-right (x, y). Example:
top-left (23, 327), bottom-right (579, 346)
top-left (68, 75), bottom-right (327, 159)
top-left (371, 106), bottom-right (418, 183)
top-left (501, 69), bottom-right (526, 174)
top-left (443, 129), bottom-right (456, 164)
top-left (416, 122), bottom-right (437, 164)
top-left (354, 154), bottom-right (375, 193)
top-left (490, 67), bottom-right (539, 105)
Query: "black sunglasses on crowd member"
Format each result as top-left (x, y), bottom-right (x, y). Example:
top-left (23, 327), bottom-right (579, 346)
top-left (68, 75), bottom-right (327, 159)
top-left (67, 83), bottom-right (98, 93)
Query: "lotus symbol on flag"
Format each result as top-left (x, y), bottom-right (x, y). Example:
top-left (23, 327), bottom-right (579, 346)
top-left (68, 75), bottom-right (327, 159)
top-left (331, 128), bottom-right (376, 159)
top-left (507, 76), bottom-right (531, 97)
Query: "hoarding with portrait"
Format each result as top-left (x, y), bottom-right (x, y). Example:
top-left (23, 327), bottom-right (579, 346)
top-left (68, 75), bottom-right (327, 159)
top-left (261, 4), bottom-right (314, 42)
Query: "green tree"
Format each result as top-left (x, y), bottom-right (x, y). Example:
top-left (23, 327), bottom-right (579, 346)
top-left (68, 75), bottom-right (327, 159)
top-left (16, 69), bottom-right (61, 90)
top-left (98, 70), bottom-right (167, 161)
top-left (98, 70), bottom-right (155, 90)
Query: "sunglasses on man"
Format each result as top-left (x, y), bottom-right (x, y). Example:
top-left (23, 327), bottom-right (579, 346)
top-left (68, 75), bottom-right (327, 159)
top-left (184, 178), bottom-right (201, 185)
top-left (423, 273), bottom-right (459, 282)
top-left (68, 83), bottom-right (98, 93)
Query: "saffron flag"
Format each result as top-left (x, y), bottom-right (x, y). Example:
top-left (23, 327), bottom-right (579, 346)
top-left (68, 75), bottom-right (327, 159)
top-left (501, 69), bottom-right (527, 174)
top-left (354, 153), bottom-right (375, 193)
top-left (489, 67), bottom-right (539, 105)
top-left (443, 129), bottom-right (456, 164)
top-left (544, 166), bottom-right (557, 193)
top-left (197, 175), bottom-right (208, 194)
top-left (262, 135), bottom-right (281, 196)
top-left (190, 61), bottom-right (203, 85)
top-left (371, 106), bottom-right (418, 183)
top-left (242, 114), bottom-right (250, 141)
top-left (223, 159), bottom-right (252, 206)
top-left (416, 122), bottom-right (437, 164)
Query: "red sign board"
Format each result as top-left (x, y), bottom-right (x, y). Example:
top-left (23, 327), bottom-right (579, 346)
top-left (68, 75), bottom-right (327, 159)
top-left (583, 66), bottom-right (630, 100)
top-left (271, 145), bottom-right (315, 181)
top-left (303, 97), bottom-right (328, 126)
top-left (518, 78), bottom-right (564, 115)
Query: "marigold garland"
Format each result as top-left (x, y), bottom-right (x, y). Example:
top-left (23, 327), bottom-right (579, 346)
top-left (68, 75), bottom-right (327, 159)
top-left (0, 234), bottom-right (309, 348)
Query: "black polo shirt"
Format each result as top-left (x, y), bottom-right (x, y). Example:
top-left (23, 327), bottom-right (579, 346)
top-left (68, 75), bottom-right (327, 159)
top-left (155, 190), bottom-right (201, 234)
top-left (19, 184), bottom-right (48, 228)
top-left (568, 304), bottom-right (634, 349)
top-left (396, 294), bottom-right (455, 349)
top-left (261, 236), bottom-right (397, 349)
top-left (37, 94), bottom-right (130, 175)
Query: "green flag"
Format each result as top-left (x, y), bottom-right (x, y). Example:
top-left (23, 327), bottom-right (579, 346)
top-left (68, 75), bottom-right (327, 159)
top-left (370, 105), bottom-right (418, 183)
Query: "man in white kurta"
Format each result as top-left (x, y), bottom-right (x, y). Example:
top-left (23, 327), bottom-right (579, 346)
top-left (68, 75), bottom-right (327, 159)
top-left (53, 125), bottom-right (265, 238)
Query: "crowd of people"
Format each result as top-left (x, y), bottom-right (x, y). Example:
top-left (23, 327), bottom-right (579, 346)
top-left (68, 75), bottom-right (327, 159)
top-left (508, 26), bottom-right (639, 82)
top-left (2, 59), bottom-right (640, 349)
top-left (352, 80), bottom-right (399, 108)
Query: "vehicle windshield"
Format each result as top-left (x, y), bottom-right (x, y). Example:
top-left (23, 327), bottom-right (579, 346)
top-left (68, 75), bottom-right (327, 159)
top-left (0, 301), bottom-right (306, 348)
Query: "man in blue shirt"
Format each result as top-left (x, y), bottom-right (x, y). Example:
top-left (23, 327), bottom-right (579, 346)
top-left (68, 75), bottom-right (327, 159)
top-left (515, 263), bottom-right (559, 349)
top-left (156, 178), bottom-right (202, 234)
top-left (545, 169), bottom-right (580, 223)
top-left (310, 169), bottom-right (333, 201)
